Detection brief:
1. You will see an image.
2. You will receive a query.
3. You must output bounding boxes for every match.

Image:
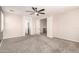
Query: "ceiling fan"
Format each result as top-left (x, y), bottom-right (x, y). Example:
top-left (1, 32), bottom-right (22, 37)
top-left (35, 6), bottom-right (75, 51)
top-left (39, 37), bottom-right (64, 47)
top-left (26, 7), bottom-right (45, 16)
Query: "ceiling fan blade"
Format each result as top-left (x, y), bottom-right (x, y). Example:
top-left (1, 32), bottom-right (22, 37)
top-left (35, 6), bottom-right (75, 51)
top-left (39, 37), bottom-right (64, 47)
top-left (30, 12), bottom-right (35, 15)
top-left (32, 7), bottom-right (38, 12)
top-left (35, 8), bottom-right (37, 12)
top-left (32, 7), bottom-right (37, 11)
top-left (38, 9), bottom-right (45, 12)
top-left (25, 11), bottom-right (33, 12)
top-left (39, 13), bottom-right (45, 14)
top-left (32, 7), bottom-right (36, 11)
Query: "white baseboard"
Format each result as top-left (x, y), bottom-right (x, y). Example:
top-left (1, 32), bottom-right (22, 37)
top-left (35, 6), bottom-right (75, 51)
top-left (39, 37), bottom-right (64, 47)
top-left (3, 35), bottom-right (25, 39)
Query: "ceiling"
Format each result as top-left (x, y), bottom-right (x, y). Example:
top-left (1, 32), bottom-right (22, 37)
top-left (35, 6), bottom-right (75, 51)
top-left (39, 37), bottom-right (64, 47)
top-left (2, 6), bottom-right (79, 16)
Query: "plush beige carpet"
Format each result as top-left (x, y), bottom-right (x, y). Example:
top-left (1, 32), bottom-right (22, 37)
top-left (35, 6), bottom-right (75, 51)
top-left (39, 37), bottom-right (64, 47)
top-left (0, 35), bottom-right (79, 53)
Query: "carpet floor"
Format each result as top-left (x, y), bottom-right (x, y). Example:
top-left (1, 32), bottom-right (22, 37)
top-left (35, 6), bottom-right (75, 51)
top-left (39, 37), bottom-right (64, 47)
top-left (0, 35), bottom-right (79, 53)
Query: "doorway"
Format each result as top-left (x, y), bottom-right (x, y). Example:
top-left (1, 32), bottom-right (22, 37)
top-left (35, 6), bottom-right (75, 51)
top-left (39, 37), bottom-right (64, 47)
top-left (40, 18), bottom-right (47, 36)
top-left (24, 16), bottom-right (32, 35)
top-left (27, 22), bottom-right (30, 35)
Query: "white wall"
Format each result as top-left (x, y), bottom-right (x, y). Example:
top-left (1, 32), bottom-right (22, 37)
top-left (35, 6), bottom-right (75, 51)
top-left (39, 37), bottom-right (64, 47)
top-left (30, 17), bottom-right (36, 35)
top-left (47, 16), bottom-right (53, 38)
top-left (36, 19), bottom-right (40, 34)
top-left (3, 13), bottom-right (25, 39)
top-left (54, 9), bottom-right (79, 42)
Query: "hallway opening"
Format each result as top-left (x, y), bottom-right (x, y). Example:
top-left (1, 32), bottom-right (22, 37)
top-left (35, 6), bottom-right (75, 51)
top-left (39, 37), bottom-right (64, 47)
top-left (40, 18), bottom-right (47, 36)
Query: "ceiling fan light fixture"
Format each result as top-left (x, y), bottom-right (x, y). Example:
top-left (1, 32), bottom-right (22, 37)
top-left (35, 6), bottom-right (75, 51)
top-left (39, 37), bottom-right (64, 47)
top-left (26, 7), bottom-right (45, 16)
top-left (35, 12), bottom-right (38, 15)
